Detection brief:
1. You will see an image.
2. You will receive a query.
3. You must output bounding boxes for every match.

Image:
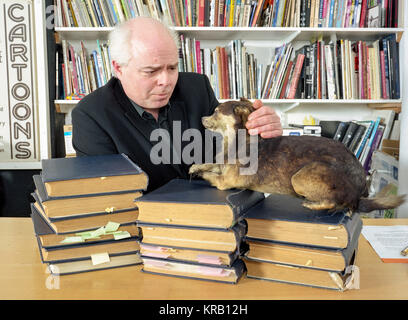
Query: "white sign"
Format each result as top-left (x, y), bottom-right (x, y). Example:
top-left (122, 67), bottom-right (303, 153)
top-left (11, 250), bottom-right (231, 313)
top-left (0, 0), bottom-right (38, 162)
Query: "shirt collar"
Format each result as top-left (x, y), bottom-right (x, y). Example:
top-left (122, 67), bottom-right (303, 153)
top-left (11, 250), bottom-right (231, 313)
top-left (129, 99), bottom-right (171, 120)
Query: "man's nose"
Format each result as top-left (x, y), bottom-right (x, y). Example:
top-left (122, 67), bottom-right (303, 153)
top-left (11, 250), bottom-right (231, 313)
top-left (157, 70), bottom-right (171, 86)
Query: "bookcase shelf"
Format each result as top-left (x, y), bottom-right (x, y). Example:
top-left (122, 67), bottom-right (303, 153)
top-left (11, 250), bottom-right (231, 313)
top-left (54, 98), bottom-right (403, 114)
top-left (55, 26), bottom-right (403, 41)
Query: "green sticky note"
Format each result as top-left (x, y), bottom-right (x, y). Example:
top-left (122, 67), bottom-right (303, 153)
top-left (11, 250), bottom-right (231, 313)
top-left (91, 252), bottom-right (110, 266)
top-left (113, 231), bottom-right (131, 240)
top-left (81, 234), bottom-right (101, 241)
top-left (91, 226), bottom-right (106, 238)
top-left (60, 236), bottom-right (84, 244)
top-left (105, 221), bottom-right (120, 233)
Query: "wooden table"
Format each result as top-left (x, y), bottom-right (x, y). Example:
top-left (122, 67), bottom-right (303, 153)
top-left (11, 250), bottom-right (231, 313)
top-left (0, 217), bottom-right (407, 300)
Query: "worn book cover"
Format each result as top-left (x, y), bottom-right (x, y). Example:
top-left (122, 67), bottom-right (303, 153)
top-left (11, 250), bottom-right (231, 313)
top-left (142, 256), bottom-right (246, 284)
top-left (41, 153), bottom-right (148, 197)
top-left (32, 174), bottom-right (142, 219)
top-left (140, 242), bottom-right (248, 267)
top-left (245, 216), bottom-right (360, 272)
top-left (243, 194), bottom-right (363, 249)
top-left (136, 179), bottom-right (264, 229)
top-left (138, 219), bottom-right (248, 252)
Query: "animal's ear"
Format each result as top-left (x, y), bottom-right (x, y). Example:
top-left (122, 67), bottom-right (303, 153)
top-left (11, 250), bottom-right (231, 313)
top-left (240, 97), bottom-right (251, 103)
top-left (234, 104), bottom-right (252, 125)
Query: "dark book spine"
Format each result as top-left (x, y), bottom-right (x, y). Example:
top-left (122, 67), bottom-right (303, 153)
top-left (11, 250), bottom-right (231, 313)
top-left (305, 45), bottom-right (312, 99)
top-left (341, 122), bottom-right (359, 147)
top-left (333, 121), bottom-right (349, 141)
top-left (349, 124), bottom-right (366, 153)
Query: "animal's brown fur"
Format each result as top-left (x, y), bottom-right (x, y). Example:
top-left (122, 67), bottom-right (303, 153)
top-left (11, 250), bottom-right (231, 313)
top-left (189, 99), bottom-right (405, 212)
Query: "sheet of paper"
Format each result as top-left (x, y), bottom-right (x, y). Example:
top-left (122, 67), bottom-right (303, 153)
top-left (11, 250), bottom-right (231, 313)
top-left (91, 252), bottom-right (110, 266)
top-left (362, 225), bottom-right (408, 263)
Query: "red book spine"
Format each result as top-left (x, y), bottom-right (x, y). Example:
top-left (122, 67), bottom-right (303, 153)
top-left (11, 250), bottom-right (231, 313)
top-left (380, 50), bottom-right (387, 99)
top-left (279, 60), bottom-right (294, 99)
top-left (195, 40), bottom-right (202, 74)
top-left (366, 46), bottom-right (371, 99)
top-left (221, 47), bottom-right (230, 98)
top-left (69, 45), bottom-right (79, 94)
top-left (317, 41), bottom-right (321, 99)
top-left (198, 0), bottom-right (205, 26)
top-left (359, 0), bottom-right (368, 28)
top-left (287, 54), bottom-right (305, 99)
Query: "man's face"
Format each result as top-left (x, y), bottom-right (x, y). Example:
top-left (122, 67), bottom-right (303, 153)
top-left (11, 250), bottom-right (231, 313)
top-left (115, 37), bottom-right (179, 110)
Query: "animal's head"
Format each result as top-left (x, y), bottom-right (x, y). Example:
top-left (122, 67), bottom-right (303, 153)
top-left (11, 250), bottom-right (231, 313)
top-left (202, 98), bottom-right (254, 136)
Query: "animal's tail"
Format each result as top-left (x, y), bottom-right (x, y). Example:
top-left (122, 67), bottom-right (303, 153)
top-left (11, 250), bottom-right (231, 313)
top-left (357, 193), bottom-right (406, 213)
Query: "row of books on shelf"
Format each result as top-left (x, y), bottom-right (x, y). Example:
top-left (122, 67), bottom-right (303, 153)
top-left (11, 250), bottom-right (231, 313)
top-left (30, 155), bottom-right (361, 290)
top-left (54, 0), bottom-right (399, 28)
top-left (57, 40), bottom-right (112, 99)
top-left (178, 33), bottom-right (400, 100)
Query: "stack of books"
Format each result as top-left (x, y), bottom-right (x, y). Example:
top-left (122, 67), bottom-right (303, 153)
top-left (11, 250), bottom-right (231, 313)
top-left (135, 179), bottom-right (265, 284)
top-left (243, 194), bottom-right (363, 291)
top-left (30, 154), bottom-right (148, 275)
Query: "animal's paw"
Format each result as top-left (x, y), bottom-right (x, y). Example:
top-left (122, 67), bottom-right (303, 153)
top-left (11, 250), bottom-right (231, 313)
top-left (189, 164), bottom-right (204, 175)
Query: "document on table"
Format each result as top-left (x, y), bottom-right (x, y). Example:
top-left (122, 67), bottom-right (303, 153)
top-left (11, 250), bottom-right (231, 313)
top-left (362, 225), bottom-right (408, 263)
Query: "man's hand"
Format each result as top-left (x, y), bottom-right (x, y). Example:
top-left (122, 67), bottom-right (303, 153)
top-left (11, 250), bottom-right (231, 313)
top-left (245, 99), bottom-right (283, 138)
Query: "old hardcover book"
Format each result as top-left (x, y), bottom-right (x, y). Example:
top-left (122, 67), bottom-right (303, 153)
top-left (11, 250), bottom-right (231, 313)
top-left (47, 252), bottom-right (142, 275)
top-left (140, 242), bottom-right (248, 267)
top-left (30, 202), bottom-right (139, 234)
top-left (142, 257), bottom-right (246, 284)
top-left (31, 206), bottom-right (141, 247)
top-left (38, 237), bottom-right (140, 264)
top-left (33, 175), bottom-right (142, 219)
top-left (135, 179), bottom-right (264, 229)
top-left (41, 153), bottom-right (148, 197)
top-left (243, 194), bottom-right (363, 249)
top-left (244, 254), bottom-right (357, 291)
top-left (138, 220), bottom-right (247, 252)
top-left (245, 219), bottom-right (360, 272)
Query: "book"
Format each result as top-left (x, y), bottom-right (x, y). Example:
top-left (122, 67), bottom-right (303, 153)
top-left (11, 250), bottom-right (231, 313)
top-left (243, 194), bottom-right (363, 249)
top-left (31, 201), bottom-right (139, 234)
top-left (244, 254), bottom-right (357, 291)
top-left (33, 174), bottom-right (142, 219)
top-left (47, 252), bottom-right (142, 275)
top-left (63, 125), bottom-right (76, 158)
top-left (38, 237), bottom-right (140, 263)
top-left (41, 153), bottom-right (148, 197)
top-left (341, 121), bottom-right (359, 148)
top-left (138, 220), bottom-right (247, 252)
top-left (245, 218), bottom-right (360, 272)
top-left (142, 257), bottom-right (246, 284)
top-left (33, 210), bottom-right (141, 250)
top-left (348, 123), bottom-right (366, 153)
top-left (332, 121), bottom-right (349, 141)
top-left (135, 179), bottom-right (264, 229)
top-left (140, 242), bottom-right (248, 267)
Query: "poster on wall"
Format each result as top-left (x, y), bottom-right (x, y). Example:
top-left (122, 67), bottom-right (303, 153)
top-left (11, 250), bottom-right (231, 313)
top-left (0, 0), bottom-right (38, 163)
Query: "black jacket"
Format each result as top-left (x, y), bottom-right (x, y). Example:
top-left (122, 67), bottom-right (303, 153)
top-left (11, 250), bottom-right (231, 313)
top-left (72, 72), bottom-right (219, 192)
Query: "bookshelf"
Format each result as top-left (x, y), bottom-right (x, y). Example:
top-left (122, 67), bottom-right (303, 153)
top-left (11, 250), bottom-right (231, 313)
top-left (52, 0), bottom-right (408, 217)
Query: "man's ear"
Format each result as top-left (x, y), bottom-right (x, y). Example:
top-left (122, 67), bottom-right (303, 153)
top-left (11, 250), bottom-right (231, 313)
top-left (112, 60), bottom-right (123, 79)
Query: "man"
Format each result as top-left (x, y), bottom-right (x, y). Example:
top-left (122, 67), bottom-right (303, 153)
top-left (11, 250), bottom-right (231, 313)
top-left (72, 17), bottom-right (282, 192)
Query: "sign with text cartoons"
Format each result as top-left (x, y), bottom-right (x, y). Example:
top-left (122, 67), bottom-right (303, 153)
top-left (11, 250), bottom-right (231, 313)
top-left (0, 0), bottom-right (38, 162)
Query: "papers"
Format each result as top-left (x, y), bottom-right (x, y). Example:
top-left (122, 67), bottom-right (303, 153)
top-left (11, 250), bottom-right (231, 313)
top-left (362, 225), bottom-right (408, 263)
top-left (91, 252), bottom-right (110, 266)
top-left (60, 221), bottom-right (131, 244)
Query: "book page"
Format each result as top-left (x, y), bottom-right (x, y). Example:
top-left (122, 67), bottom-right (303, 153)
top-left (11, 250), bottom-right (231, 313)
top-left (362, 226), bottom-right (408, 263)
